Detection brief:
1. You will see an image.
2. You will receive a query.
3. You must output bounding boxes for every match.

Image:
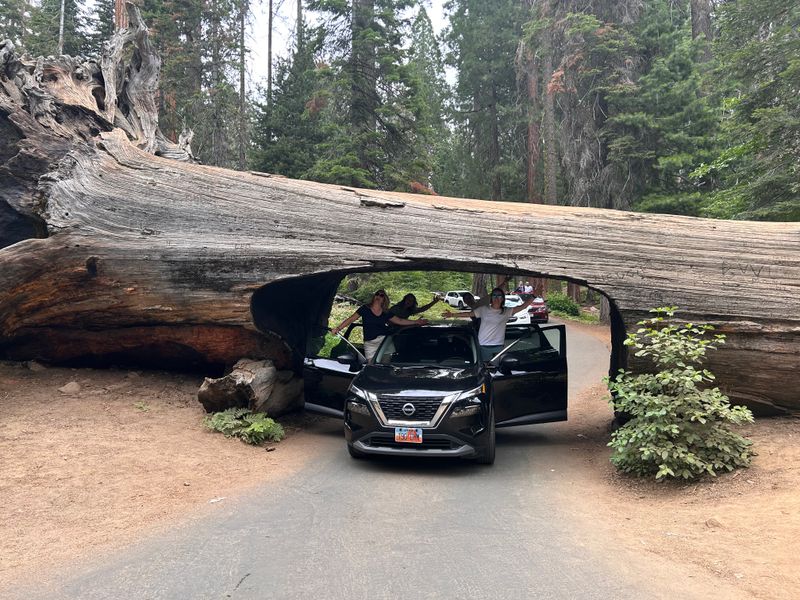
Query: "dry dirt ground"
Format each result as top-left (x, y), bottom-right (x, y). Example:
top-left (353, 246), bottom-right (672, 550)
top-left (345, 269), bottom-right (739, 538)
top-left (1, 322), bottom-right (798, 598)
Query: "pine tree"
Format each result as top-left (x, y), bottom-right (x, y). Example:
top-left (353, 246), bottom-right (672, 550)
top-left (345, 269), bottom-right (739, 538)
top-left (0, 0), bottom-right (29, 48)
top-left (304, 0), bottom-right (427, 190)
top-left (444, 0), bottom-right (527, 201)
top-left (407, 6), bottom-right (450, 192)
top-left (26, 0), bottom-right (93, 57)
top-left (251, 29), bottom-right (327, 178)
top-left (696, 0), bottom-right (800, 221)
top-left (602, 0), bottom-right (716, 216)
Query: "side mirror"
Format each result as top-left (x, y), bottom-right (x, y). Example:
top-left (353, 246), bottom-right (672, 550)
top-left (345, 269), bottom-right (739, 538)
top-left (336, 351), bottom-right (360, 365)
top-left (499, 355), bottom-right (519, 374)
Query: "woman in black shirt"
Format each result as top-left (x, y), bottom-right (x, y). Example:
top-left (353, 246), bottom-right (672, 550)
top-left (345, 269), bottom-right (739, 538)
top-left (332, 290), bottom-right (428, 362)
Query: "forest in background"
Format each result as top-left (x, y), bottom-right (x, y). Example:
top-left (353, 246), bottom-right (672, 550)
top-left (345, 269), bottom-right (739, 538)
top-left (1, 0), bottom-right (798, 221)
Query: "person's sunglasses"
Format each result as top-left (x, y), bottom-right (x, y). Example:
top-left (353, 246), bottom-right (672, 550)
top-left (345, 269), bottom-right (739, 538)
top-left (491, 293), bottom-right (504, 298)
top-left (375, 292), bottom-right (386, 297)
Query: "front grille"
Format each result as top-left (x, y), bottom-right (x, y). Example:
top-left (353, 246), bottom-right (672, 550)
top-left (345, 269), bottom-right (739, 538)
top-left (368, 435), bottom-right (455, 450)
top-left (377, 396), bottom-right (444, 421)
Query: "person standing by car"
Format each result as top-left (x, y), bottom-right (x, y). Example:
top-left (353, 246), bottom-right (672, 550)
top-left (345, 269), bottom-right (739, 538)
top-left (331, 290), bottom-right (428, 362)
top-left (389, 293), bottom-right (440, 319)
top-left (444, 287), bottom-right (532, 361)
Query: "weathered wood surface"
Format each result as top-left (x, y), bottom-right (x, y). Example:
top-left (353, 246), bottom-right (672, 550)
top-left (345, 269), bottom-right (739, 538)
top-left (1, 5), bottom-right (798, 414)
top-left (198, 359), bottom-right (303, 417)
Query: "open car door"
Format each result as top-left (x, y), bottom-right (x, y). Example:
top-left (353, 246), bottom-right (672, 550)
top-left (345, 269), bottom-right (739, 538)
top-left (490, 324), bottom-right (568, 427)
top-left (303, 324), bottom-right (366, 418)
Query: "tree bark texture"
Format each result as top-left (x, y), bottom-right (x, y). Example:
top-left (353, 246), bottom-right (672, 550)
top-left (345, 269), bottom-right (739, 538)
top-left (198, 358), bottom-right (303, 416)
top-left (1, 6), bottom-right (799, 415)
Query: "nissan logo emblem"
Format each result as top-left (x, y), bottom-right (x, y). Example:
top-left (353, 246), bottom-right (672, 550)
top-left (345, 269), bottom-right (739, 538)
top-left (402, 403), bottom-right (416, 416)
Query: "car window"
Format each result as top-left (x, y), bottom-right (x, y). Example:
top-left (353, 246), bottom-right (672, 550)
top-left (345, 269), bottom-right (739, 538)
top-left (502, 328), bottom-right (560, 365)
top-left (375, 329), bottom-right (477, 366)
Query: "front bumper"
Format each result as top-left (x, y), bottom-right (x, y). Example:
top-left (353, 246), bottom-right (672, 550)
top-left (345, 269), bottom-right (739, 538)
top-left (345, 398), bottom-right (489, 459)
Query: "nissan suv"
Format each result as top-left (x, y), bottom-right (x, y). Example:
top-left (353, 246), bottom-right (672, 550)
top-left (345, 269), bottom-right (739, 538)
top-left (304, 323), bottom-right (567, 465)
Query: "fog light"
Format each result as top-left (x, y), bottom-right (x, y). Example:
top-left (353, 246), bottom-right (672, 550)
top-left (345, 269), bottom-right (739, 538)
top-left (347, 400), bottom-right (371, 416)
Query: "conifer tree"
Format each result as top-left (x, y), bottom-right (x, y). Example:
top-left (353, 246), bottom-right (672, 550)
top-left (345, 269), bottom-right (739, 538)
top-left (696, 0), bottom-right (800, 221)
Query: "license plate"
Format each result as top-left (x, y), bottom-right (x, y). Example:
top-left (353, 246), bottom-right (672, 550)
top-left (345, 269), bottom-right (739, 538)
top-left (395, 427), bottom-right (423, 444)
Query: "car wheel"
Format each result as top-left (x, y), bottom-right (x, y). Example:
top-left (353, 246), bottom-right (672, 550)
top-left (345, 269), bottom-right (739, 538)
top-left (347, 444), bottom-right (365, 459)
top-left (476, 417), bottom-right (495, 465)
top-left (458, 301), bottom-right (464, 308)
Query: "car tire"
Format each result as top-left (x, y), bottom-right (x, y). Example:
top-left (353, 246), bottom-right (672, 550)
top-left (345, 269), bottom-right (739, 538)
top-left (347, 444), bottom-right (365, 459)
top-left (458, 301), bottom-right (464, 308)
top-left (476, 417), bottom-right (495, 465)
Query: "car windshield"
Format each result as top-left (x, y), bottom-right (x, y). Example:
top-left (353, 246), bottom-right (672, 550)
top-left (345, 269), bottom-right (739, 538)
top-left (504, 294), bottom-right (522, 307)
top-left (374, 328), bottom-right (477, 367)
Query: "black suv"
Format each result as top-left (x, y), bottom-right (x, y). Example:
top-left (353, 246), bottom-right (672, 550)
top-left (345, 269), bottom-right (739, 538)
top-left (304, 323), bottom-right (567, 465)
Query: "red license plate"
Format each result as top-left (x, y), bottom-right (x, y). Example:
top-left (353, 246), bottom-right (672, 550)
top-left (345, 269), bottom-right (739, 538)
top-left (394, 427), bottom-right (423, 444)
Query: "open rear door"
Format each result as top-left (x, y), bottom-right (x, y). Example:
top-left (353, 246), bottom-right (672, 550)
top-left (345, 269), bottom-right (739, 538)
top-left (303, 325), bottom-right (365, 418)
top-left (491, 324), bottom-right (568, 427)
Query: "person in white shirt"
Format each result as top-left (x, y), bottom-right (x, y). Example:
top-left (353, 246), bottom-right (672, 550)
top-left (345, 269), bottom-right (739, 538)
top-left (523, 281), bottom-right (534, 294)
top-left (444, 287), bottom-right (533, 361)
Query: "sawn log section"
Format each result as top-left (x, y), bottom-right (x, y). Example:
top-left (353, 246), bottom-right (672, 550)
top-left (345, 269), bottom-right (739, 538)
top-left (1, 6), bottom-right (798, 414)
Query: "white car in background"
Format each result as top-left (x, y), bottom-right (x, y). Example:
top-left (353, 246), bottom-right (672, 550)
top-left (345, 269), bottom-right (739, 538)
top-left (443, 290), bottom-right (480, 308)
top-left (504, 294), bottom-right (531, 325)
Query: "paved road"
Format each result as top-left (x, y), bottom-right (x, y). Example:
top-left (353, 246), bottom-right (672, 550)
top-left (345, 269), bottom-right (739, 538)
top-left (12, 324), bottom-right (715, 599)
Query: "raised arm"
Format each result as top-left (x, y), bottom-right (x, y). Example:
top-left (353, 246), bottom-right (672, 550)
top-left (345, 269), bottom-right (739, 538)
top-left (389, 316), bottom-right (428, 327)
top-left (511, 297), bottom-right (534, 315)
top-left (412, 295), bottom-right (440, 314)
top-left (331, 310), bottom-right (360, 335)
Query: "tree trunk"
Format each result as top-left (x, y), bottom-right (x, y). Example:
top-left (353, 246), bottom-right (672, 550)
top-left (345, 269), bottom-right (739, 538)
top-left (296, 0), bottom-right (303, 49)
top-left (239, 0), bottom-right (248, 170)
top-left (58, 0), bottom-right (66, 55)
top-left (516, 36), bottom-right (541, 204)
top-left (567, 282), bottom-right (581, 303)
top-left (1, 5), bottom-right (799, 416)
top-left (691, 0), bottom-right (713, 62)
top-left (488, 83), bottom-right (502, 201)
top-left (267, 0), bottom-right (274, 107)
top-left (542, 12), bottom-right (557, 205)
top-left (114, 0), bottom-right (128, 30)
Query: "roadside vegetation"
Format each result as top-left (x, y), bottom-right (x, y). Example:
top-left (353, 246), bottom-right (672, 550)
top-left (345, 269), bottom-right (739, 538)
top-left (204, 408), bottom-right (285, 445)
top-left (606, 307), bottom-right (754, 480)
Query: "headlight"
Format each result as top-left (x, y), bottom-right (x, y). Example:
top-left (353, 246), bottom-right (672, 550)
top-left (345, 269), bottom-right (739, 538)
top-left (455, 384), bottom-right (485, 402)
top-left (348, 384), bottom-right (374, 402)
top-left (347, 400), bottom-right (371, 416)
top-left (450, 384), bottom-right (486, 418)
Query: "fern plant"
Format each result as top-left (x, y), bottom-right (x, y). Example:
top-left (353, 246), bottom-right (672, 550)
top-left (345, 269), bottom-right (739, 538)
top-left (606, 307), bottom-right (754, 480)
top-left (204, 408), bottom-right (284, 445)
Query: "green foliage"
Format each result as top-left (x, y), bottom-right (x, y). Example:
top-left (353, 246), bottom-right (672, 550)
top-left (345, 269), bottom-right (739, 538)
top-left (545, 292), bottom-right (580, 317)
top-left (695, 0), bottom-right (800, 221)
top-left (601, 1), bottom-right (716, 209)
top-left (442, 0), bottom-right (527, 201)
top-left (607, 307), bottom-right (754, 480)
top-left (24, 0), bottom-right (94, 57)
top-left (204, 408), bottom-right (285, 445)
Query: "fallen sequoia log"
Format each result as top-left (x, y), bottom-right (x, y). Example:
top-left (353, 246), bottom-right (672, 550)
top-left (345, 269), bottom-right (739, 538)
top-left (198, 359), bottom-right (303, 417)
top-left (1, 5), bottom-right (798, 415)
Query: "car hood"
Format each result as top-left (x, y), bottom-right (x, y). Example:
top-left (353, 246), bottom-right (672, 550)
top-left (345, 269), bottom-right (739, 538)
top-left (353, 364), bottom-right (482, 395)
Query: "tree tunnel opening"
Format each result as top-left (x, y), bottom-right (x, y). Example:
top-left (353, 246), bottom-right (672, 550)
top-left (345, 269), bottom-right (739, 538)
top-left (250, 267), bottom-right (627, 380)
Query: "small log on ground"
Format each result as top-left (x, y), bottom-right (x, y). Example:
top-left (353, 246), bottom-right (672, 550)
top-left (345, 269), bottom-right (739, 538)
top-left (197, 358), bottom-right (303, 417)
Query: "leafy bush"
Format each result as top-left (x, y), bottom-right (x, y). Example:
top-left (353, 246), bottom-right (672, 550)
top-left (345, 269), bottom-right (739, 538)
top-left (546, 292), bottom-right (580, 317)
top-left (606, 307), bottom-right (754, 480)
top-left (204, 408), bottom-right (285, 445)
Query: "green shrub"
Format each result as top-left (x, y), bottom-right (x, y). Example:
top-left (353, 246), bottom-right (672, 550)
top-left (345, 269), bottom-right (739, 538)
top-left (606, 307), bottom-right (754, 480)
top-left (546, 292), bottom-right (580, 317)
top-left (204, 408), bottom-right (285, 445)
